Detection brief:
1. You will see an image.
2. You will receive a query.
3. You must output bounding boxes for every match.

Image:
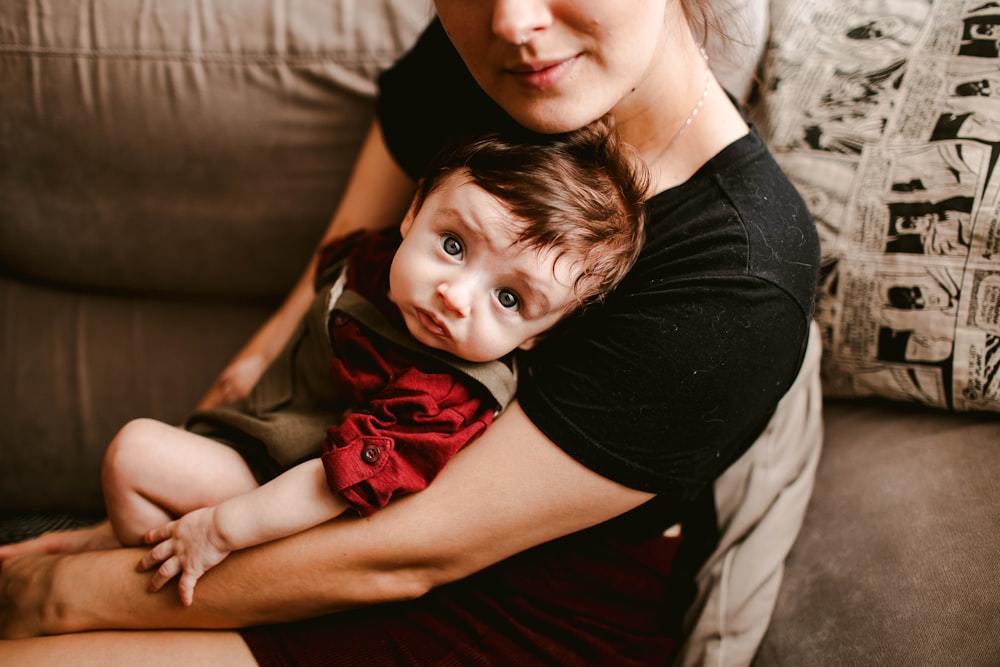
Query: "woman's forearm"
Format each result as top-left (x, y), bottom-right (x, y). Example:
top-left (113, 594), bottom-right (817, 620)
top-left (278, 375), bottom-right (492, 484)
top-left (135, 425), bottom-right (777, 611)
top-left (197, 121), bottom-right (415, 410)
top-left (1, 523), bottom-right (374, 637)
top-left (8, 512), bottom-right (419, 636)
top-left (5, 403), bottom-right (655, 636)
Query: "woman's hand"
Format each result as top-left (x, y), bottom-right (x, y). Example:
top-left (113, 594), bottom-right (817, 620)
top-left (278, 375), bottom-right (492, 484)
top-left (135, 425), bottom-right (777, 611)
top-left (196, 354), bottom-right (268, 409)
top-left (139, 508), bottom-right (232, 608)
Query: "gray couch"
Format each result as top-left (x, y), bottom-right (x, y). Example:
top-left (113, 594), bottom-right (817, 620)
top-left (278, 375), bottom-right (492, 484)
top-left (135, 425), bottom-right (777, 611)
top-left (2, 1), bottom-right (998, 664)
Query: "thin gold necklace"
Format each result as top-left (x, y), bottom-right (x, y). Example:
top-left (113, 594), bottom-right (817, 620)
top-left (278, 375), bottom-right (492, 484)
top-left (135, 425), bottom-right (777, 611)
top-left (658, 46), bottom-right (711, 158)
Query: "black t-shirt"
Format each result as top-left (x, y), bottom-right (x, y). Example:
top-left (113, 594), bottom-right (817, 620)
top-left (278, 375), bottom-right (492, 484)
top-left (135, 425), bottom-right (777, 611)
top-left (377, 20), bottom-right (819, 526)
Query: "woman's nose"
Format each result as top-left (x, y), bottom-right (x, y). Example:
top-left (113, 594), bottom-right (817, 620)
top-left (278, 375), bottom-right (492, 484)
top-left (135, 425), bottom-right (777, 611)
top-left (437, 282), bottom-right (471, 317)
top-left (492, 0), bottom-right (551, 46)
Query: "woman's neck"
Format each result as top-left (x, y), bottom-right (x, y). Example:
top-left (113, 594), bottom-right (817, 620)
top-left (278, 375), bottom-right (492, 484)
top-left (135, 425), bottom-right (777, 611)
top-left (645, 83), bottom-right (748, 193)
top-left (614, 30), bottom-right (749, 194)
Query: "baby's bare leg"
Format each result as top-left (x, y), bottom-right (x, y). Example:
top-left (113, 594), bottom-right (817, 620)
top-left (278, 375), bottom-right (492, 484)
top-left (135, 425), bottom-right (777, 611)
top-left (0, 422), bottom-right (260, 560)
top-left (102, 418), bottom-right (260, 545)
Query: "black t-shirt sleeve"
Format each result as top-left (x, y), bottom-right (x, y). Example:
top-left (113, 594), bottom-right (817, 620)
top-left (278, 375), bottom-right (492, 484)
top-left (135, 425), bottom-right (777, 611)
top-left (517, 278), bottom-right (809, 504)
top-left (518, 136), bottom-right (818, 503)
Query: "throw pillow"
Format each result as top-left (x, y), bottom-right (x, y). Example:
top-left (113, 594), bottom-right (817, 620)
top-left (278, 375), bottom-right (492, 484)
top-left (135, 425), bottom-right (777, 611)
top-left (754, 0), bottom-right (1000, 411)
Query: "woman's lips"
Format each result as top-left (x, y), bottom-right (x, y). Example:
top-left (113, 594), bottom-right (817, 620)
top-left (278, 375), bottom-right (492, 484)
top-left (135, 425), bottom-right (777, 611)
top-left (506, 55), bottom-right (578, 90)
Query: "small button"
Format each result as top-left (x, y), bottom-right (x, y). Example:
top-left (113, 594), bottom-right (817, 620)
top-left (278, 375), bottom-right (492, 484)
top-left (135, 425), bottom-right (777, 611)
top-left (332, 313), bottom-right (350, 327)
top-left (361, 444), bottom-right (382, 464)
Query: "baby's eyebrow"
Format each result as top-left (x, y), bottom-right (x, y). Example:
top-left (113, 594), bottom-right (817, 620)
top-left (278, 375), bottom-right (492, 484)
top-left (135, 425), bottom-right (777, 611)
top-left (509, 268), bottom-right (551, 318)
top-left (440, 205), bottom-right (510, 251)
top-left (438, 207), bottom-right (472, 232)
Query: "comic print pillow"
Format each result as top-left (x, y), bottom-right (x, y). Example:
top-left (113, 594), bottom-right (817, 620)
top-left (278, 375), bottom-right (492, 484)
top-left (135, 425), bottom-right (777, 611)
top-left (753, 0), bottom-right (1000, 411)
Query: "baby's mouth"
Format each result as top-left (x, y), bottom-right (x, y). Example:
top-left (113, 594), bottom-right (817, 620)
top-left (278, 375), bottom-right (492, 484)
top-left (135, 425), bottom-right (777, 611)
top-left (417, 308), bottom-right (451, 340)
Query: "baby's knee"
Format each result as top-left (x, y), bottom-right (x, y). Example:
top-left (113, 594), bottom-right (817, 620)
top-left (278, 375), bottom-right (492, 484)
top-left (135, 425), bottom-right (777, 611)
top-left (102, 418), bottom-right (167, 483)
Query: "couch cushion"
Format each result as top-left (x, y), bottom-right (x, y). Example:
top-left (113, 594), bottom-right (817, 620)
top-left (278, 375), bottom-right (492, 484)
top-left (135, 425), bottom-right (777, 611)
top-left (756, 400), bottom-right (1000, 665)
top-left (753, 0), bottom-right (1000, 412)
top-left (0, 0), bottom-right (431, 513)
top-left (0, 275), bottom-right (276, 512)
top-left (0, 0), bottom-right (430, 299)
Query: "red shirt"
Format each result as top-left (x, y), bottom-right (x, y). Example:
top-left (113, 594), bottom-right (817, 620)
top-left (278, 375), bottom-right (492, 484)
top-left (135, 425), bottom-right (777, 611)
top-left (317, 231), bottom-right (515, 516)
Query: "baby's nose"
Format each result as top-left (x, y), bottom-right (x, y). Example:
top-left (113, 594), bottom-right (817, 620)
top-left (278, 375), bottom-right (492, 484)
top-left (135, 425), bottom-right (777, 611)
top-left (437, 283), bottom-right (471, 317)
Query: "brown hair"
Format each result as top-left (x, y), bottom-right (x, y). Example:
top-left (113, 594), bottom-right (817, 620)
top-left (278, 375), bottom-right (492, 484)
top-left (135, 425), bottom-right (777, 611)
top-left (682, 0), bottom-right (729, 50)
top-left (413, 116), bottom-right (648, 309)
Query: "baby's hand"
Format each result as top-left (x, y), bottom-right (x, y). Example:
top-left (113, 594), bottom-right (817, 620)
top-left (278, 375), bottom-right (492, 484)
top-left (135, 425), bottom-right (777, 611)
top-left (138, 507), bottom-right (232, 607)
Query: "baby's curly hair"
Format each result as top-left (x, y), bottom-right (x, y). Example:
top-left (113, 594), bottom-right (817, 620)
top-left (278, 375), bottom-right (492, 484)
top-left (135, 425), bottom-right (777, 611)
top-left (414, 116), bottom-right (648, 308)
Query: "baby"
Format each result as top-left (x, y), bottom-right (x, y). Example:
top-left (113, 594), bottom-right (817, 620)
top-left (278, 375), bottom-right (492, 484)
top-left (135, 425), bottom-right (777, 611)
top-left (44, 118), bottom-right (649, 607)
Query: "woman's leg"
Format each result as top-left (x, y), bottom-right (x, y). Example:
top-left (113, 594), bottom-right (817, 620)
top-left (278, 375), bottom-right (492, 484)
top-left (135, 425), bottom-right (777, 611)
top-left (240, 529), bottom-right (682, 666)
top-left (102, 418), bottom-right (261, 545)
top-left (0, 520), bottom-right (118, 561)
top-left (0, 629), bottom-right (256, 666)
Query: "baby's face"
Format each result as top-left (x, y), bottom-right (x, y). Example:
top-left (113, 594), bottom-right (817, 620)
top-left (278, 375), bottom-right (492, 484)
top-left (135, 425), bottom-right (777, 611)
top-left (389, 171), bottom-right (582, 362)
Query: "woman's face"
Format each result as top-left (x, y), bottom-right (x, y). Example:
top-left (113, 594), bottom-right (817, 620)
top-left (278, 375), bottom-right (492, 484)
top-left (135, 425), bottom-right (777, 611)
top-left (434, 0), bottom-right (671, 133)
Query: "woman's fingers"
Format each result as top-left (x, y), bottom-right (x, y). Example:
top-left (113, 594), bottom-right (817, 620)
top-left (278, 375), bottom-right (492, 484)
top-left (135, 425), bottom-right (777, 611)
top-left (199, 355), bottom-right (267, 409)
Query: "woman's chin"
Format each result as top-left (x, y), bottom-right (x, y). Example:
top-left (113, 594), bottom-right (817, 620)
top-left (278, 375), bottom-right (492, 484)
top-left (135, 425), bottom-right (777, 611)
top-left (492, 90), bottom-right (610, 134)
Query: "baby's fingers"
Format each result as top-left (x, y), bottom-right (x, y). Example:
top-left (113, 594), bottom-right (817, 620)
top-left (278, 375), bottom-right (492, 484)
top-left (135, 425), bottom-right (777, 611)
top-left (143, 522), bottom-right (174, 545)
top-left (137, 539), bottom-right (175, 572)
top-left (178, 570), bottom-right (202, 607)
top-left (148, 556), bottom-right (182, 593)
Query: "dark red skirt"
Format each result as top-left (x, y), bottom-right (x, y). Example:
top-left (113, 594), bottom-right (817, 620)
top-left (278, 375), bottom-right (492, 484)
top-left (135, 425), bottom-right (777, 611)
top-left (241, 529), bottom-right (682, 666)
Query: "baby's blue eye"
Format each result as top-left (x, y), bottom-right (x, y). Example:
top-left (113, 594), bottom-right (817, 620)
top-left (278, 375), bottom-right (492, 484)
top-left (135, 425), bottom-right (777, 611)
top-left (442, 235), bottom-right (463, 257)
top-left (497, 289), bottom-right (519, 310)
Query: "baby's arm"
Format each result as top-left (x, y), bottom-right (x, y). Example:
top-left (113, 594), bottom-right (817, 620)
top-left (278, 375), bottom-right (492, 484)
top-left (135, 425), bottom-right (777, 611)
top-left (139, 458), bottom-right (348, 606)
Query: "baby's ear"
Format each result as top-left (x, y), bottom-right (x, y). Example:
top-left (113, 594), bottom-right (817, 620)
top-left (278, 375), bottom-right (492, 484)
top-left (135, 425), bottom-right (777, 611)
top-left (518, 335), bottom-right (541, 351)
top-left (399, 198), bottom-right (419, 237)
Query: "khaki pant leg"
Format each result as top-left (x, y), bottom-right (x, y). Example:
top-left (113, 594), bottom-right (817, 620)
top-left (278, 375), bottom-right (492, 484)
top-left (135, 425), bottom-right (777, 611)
top-left (675, 320), bottom-right (824, 667)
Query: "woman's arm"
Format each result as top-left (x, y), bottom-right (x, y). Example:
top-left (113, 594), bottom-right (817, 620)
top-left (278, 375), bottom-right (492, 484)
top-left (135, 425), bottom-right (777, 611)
top-left (196, 121), bottom-right (417, 409)
top-left (0, 402), bottom-right (654, 636)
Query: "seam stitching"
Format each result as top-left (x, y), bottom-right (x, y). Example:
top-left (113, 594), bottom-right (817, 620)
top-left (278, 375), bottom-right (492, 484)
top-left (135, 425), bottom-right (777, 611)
top-left (0, 45), bottom-right (401, 66)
